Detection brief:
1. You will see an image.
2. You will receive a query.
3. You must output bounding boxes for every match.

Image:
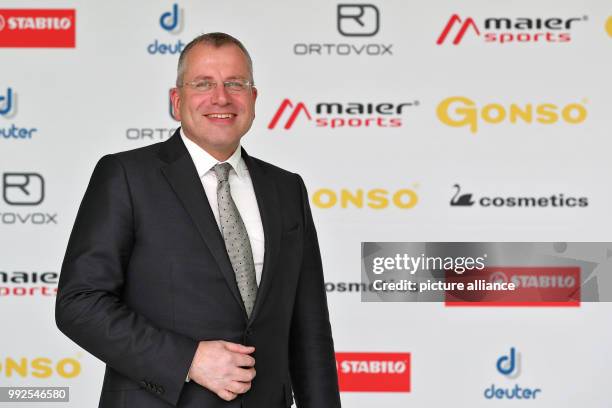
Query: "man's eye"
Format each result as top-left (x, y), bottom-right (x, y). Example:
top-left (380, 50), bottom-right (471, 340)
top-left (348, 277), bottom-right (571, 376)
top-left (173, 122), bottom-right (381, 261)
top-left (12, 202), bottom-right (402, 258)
top-left (194, 81), bottom-right (212, 89)
top-left (225, 81), bottom-right (243, 89)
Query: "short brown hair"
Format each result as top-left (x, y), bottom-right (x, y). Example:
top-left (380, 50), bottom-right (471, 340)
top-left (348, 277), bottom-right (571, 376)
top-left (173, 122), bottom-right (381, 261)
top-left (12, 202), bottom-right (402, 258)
top-left (176, 32), bottom-right (254, 86)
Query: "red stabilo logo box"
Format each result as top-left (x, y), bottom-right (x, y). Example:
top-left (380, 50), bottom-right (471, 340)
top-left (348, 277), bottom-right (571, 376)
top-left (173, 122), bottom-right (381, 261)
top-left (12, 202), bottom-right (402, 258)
top-left (0, 9), bottom-right (76, 48)
top-left (336, 352), bottom-right (411, 392)
top-left (444, 266), bottom-right (581, 307)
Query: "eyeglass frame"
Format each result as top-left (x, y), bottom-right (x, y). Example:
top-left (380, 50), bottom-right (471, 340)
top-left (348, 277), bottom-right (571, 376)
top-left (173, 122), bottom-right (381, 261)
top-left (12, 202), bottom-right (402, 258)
top-left (177, 78), bottom-right (255, 94)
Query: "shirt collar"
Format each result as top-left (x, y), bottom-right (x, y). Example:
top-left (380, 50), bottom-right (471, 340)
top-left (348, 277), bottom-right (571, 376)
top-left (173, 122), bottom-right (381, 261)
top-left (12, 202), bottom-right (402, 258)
top-left (180, 128), bottom-right (246, 179)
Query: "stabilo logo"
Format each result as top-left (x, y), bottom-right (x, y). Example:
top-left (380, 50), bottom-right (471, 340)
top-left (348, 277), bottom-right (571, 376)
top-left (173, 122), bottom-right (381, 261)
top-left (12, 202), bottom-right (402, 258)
top-left (0, 9), bottom-right (75, 48)
top-left (268, 98), bottom-right (418, 130)
top-left (0, 357), bottom-right (81, 378)
top-left (437, 14), bottom-right (587, 45)
top-left (437, 14), bottom-right (480, 45)
top-left (336, 352), bottom-right (411, 392)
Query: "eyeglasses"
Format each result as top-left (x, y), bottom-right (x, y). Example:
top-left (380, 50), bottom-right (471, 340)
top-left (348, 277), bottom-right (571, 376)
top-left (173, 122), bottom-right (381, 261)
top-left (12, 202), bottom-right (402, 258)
top-left (179, 79), bottom-right (254, 94)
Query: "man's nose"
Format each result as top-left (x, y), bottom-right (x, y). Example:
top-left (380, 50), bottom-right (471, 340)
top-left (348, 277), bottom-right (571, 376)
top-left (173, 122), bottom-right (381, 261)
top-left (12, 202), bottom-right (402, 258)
top-left (211, 83), bottom-right (230, 105)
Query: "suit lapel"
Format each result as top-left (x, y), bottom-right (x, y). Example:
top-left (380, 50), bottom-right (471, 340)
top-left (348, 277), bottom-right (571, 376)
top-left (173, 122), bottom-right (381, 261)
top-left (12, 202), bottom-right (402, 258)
top-left (243, 149), bottom-right (282, 325)
top-left (159, 131), bottom-right (247, 319)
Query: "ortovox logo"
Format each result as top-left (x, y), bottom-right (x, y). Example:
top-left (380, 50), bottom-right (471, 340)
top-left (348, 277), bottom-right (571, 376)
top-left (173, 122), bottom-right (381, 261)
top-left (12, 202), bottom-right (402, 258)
top-left (337, 4), bottom-right (380, 37)
top-left (2, 173), bottom-right (44, 206)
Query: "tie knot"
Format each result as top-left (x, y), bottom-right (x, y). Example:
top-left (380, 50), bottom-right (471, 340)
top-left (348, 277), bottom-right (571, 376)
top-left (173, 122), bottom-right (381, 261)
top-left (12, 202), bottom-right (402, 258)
top-left (213, 162), bottom-right (232, 182)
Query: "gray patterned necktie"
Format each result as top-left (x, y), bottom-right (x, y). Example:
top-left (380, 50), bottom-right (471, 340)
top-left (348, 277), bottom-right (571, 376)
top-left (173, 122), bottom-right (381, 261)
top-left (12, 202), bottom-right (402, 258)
top-left (213, 162), bottom-right (258, 317)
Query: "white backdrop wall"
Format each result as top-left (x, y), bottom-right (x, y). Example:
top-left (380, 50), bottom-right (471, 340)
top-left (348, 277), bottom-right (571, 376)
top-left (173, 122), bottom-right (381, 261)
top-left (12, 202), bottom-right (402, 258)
top-left (1, 0), bottom-right (612, 407)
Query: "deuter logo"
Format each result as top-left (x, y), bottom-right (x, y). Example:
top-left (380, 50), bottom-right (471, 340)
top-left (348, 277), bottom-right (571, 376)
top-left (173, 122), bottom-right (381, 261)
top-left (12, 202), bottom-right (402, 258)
top-left (336, 352), bottom-right (410, 392)
top-left (450, 184), bottom-right (588, 208)
top-left (147, 3), bottom-right (185, 55)
top-left (0, 357), bottom-right (81, 378)
top-left (497, 347), bottom-right (518, 376)
top-left (0, 9), bottom-right (75, 48)
top-left (0, 87), bottom-right (12, 115)
top-left (160, 3), bottom-right (181, 32)
top-left (312, 187), bottom-right (418, 209)
top-left (484, 348), bottom-right (542, 399)
top-left (0, 271), bottom-right (58, 296)
top-left (1, 173), bottom-right (58, 225)
top-left (293, 3), bottom-right (392, 56)
top-left (268, 98), bottom-right (418, 130)
top-left (437, 96), bottom-right (587, 133)
top-left (337, 4), bottom-right (379, 37)
top-left (1, 87), bottom-right (39, 140)
top-left (437, 14), bottom-right (587, 45)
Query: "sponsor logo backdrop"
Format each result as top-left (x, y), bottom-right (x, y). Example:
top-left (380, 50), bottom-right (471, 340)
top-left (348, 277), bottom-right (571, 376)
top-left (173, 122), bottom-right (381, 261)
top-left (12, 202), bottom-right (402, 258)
top-left (1, 0), bottom-right (611, 406)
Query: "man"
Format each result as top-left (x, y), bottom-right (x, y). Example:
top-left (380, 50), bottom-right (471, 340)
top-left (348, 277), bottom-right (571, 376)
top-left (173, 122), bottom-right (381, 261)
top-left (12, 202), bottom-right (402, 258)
top-left (55, 32), bottom-right (341, 408)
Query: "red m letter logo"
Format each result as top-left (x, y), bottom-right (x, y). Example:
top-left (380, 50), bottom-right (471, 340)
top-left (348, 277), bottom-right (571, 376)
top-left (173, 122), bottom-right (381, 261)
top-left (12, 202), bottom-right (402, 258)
top-left (268, 99), bottom-right (312, 130)
top-left (436, 14), bottom-right (480, 45)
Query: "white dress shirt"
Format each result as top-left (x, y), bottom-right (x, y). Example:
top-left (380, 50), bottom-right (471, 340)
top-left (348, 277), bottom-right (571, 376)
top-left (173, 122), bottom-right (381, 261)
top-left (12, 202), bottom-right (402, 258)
top-left (180, 129), bottom-right (265, 286)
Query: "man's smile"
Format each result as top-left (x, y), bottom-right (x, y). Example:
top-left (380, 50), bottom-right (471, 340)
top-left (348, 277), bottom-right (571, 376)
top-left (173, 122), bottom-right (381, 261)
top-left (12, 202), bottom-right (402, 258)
top-left (205, 113), bottom-right (236, 119)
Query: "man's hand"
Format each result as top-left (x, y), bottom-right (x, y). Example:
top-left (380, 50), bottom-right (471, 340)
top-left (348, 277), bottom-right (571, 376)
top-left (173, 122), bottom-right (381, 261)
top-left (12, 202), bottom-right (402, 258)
top-left (188, 340), bottom-right (256, 401)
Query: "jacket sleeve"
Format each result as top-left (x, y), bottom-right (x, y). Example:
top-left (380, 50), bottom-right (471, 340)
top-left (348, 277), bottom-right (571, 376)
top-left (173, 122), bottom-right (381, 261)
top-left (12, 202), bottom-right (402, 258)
top-left (55, 155), bottom-right (198, 406)
top-left (289, 174), bottom-right (341, 408)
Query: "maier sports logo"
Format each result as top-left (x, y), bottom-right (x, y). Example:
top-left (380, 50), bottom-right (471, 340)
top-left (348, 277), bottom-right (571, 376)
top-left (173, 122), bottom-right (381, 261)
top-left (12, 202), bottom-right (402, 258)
top-left (0, 9), bottom-right (75, 48)
top-left (268, 98), bottom-right (418, 130)
top-left (336, 352), bottom-right (411, 392)
top-left (437, 14), bottom-right (587, 45)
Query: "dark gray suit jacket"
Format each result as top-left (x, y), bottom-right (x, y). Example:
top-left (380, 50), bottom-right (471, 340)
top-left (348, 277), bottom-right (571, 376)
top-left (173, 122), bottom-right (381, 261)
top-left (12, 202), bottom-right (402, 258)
top-left (55, 130), bottom-right (340, 408)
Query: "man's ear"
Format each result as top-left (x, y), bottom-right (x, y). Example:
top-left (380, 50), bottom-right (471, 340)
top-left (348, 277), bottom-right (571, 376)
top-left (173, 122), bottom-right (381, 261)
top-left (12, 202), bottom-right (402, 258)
top-left (252, 87), bottom-right (258, 119)
top-left (170, 87), bottom-right (181, 121)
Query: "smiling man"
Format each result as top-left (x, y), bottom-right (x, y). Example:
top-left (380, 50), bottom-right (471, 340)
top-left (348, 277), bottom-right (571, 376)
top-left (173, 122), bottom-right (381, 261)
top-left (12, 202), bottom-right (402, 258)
top-left (56, 33), bottom-right (341, 408)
